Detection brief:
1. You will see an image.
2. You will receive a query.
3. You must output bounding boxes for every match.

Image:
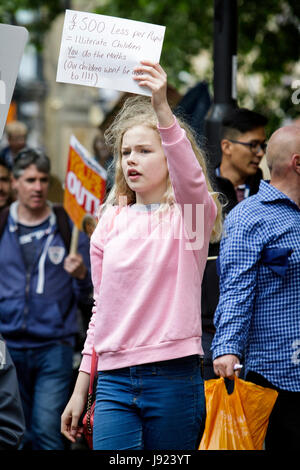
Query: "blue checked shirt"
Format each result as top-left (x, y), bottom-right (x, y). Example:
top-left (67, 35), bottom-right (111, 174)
top-left (211, 180), bottom-right (300, 391)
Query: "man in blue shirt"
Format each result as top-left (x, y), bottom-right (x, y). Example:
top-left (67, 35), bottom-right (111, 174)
top-left (212, 125), bottom-right (300, 450)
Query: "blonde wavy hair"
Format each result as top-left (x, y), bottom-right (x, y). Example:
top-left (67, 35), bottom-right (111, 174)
top-left (102, 96), bottom-right (223, 243)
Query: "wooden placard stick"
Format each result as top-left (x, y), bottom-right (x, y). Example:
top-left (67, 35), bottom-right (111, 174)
top-left (70, 225), bottom-right (79, 254)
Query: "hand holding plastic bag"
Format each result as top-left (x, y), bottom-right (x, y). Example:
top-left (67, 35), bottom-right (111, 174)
top-left (199, 376), bottom-right (278, 450)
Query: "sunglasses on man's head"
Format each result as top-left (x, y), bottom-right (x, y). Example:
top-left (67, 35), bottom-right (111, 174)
top-left (14, 148), bottom-right (45, 164)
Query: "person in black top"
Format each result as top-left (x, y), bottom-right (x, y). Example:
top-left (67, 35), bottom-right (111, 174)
top-left (202, 107), bottom-right (268, 379)
top-left (0, 334), bottom-right (25, 449)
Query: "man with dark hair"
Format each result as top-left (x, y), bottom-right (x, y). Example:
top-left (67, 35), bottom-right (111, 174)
top-left (0, 148), bottom-right (92, 449)
top-left (0, 158), bottom-right (13, 211)
top-left (217, 107), bottom-right (268, 210)
top-left (202, 107), bottom-right (268, 379)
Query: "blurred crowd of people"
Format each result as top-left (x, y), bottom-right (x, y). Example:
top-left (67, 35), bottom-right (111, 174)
top-left (0, 121), bottom-right (111, 450)
top-left (0, 103), bottom-right (299, 451)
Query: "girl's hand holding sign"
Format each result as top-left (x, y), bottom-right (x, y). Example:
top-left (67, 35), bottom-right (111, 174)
top-left (133, 61), bottom-right (174, 128)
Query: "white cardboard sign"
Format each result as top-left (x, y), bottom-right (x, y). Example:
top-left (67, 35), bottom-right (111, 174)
top-left (56, 10), bottom-right (166, 96)
top-left (0, 24), bottom-right (28, 139)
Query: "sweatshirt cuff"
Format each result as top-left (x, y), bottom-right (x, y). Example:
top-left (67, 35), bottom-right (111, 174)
top-left (79, 353), bottom-right (92, 374)
top-left (158, 116), bottom-right (184, 145)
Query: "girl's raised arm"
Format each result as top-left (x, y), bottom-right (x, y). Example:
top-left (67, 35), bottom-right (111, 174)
top-left (133, 61), bottom-right (174, 128)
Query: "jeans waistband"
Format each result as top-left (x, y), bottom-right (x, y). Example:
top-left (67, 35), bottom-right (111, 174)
top-left (99, 355), bottom-right (204, 378)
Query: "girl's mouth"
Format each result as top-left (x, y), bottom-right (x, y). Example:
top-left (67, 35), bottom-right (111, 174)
top-left (128, 169), bottom-right (142, 180)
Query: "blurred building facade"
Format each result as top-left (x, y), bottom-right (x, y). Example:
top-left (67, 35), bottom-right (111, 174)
top-left (1, 1), bottom-right (121, 203)
top-left (43, 4), bottom-right (120, 201)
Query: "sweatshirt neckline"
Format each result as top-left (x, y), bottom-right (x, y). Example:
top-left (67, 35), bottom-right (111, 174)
top-left (129, 203), bottom-right (161, 213)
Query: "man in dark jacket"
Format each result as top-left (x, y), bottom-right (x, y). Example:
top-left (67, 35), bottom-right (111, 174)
top-left (0, 148), bottom-right (92, 449)
top-left (201, 107), bottom-right (268, 379)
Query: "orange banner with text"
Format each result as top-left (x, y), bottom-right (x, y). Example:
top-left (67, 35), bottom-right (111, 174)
top-left (64, 135), bottom-right (107, 230)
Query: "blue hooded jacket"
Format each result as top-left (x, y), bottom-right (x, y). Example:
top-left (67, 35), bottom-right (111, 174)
top-left (0, 201), bottom-right (92, 349)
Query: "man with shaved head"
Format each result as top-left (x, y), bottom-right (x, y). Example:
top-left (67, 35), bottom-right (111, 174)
top-left (211, 125), bottom-right (300, 450)
top-left (266, 126), bottom-right (300, 193)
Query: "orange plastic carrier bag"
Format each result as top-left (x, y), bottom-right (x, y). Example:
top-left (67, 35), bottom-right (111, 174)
top-left (199, 377), bottom-right (278, 450)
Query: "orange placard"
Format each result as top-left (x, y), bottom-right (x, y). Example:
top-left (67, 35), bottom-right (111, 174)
top-left (64, 135), bottom-right (107, 230)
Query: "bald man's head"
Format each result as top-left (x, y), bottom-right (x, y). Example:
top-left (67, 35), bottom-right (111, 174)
top-left (266, 126), bottom-right (300, 175)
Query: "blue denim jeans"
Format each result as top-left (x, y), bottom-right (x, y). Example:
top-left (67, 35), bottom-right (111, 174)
top-left (9, 343), bottom-right (73, 450)
top-left (93, 355), bottom-right (205, 450)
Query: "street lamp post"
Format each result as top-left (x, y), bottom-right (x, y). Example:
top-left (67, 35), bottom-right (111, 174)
top-left (204, 0), bottom-right (238, 171)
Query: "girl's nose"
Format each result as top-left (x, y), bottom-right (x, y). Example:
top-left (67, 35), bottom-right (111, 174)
top-left (127, 152), bottom-right (138, 164)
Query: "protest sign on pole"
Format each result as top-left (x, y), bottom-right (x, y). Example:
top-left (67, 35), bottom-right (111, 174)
top-left (64, 135), bottom-right (107, 253)
top-left (0, 24), bottom-right (28, 139)
top-left (56, 10), bottom-right (165, 95)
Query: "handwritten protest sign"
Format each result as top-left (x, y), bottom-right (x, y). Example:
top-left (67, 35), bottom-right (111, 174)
top-left (56, 10), bottom-right (165, 95)
top-left (64, 135), bottom-right (107, 239)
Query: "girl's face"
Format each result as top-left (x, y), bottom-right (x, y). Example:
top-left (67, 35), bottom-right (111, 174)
top-left (121, 125), bottom-right (168, 205)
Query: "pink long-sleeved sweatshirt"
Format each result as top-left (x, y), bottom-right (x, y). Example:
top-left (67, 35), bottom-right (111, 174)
top-left (79, 118), bottom-right (217, 373)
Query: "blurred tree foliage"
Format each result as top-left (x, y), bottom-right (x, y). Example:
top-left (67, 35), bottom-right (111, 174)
top-left (0, 1), bottom-right (68, 48)
top-left (1, 0), bottom-right (299, 130)
top-left (95, 0), bottom-right (300, 131)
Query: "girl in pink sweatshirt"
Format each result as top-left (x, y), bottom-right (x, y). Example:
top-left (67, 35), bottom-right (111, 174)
top-left (61, 62), bottom-right (222, 450)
